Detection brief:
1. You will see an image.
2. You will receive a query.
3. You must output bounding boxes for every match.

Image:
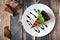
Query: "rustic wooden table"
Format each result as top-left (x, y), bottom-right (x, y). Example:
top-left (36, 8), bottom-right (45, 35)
top-left (11, 0), bottom-right (60, 40)
top-left (0, 0), bottom-right (60, 40)
top-left (10, 0), bottom-right (60, 40)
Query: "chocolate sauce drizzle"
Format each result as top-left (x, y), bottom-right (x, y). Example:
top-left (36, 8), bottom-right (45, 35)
top-left (26, 20), bottom-right (40, 33)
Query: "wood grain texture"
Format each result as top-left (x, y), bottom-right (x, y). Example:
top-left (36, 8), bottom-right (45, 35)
top-left (1, 7), bottom-right (10, 40)
top-left (10, 0), bottom-right (26, 40)
top-left (49, 0), bottom-right (59, 40)
top-left (56, 3), bottom-right (60, 40)
top-left (24, 0), bottom-right (35, 40)
top-left (0, 9), bottom-right (4, 40)
top-left (0, 0), bottom-right (11, 40)
top-left (0, 0), bottom-right (60, 40)
top-left (11, 0), bottom-right (60, 40)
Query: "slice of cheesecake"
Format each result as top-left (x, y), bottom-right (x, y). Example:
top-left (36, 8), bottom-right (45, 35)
top-left (31, 18), bottom-right (41, 28)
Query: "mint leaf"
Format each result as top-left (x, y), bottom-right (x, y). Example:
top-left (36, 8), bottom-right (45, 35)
top-left (37, 9), bottom-right (45, 24)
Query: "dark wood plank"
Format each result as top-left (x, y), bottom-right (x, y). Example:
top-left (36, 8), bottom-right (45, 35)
top-left (49, 0), bottom-right (60, 40)
top-left (40, 35), bottom-right (49, 40)
top-left (10, 0), bottom-right (24, 40)
top-left (23, 0), bottom-right (35, 40)
top-left (56, 3), bottom-right (60, 40)
top-left (11, 15), bottom-right (20, 40)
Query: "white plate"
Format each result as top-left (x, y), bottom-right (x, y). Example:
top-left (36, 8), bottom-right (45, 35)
top-left (22, 4), bottom-right (55, 37)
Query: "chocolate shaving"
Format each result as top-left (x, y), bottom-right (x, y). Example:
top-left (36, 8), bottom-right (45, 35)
top-left (41, 11), bottom-right (50, 21)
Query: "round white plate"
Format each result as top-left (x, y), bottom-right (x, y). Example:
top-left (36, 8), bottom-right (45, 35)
top-left (22, 4), bottom-right (55, 37)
